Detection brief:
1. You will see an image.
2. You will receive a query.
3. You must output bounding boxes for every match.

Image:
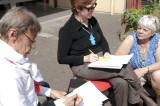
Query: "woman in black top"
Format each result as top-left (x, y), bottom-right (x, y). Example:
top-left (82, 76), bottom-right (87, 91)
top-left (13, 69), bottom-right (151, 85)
top-left (58, 0), bottom-right (157, 106)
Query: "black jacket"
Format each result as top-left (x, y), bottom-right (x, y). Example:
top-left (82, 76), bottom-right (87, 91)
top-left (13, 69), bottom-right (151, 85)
top-left (58, 14), bottom-right (110, 66)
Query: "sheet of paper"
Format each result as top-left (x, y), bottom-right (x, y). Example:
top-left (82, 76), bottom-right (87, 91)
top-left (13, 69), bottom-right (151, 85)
top-left (88, 54), bottom-right (133, 69)
top-left (66, 81), bottom-right (108, 106)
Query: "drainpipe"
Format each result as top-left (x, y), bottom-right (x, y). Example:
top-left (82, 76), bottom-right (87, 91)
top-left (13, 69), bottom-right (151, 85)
top-left (111, 0), bottom-right (115, 15)
top-left (54, 0), bottom-right (57, 7)
top-left (124, 0), bottom-right (126, 9)
top-left (9, 0), bottom-right (16, 8)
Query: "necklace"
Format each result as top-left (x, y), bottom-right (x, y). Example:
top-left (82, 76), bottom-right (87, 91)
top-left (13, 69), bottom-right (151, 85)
top-left (82, 24), bottom-right (96, 45)
top-left (138, 43), bottom-right (149, 67)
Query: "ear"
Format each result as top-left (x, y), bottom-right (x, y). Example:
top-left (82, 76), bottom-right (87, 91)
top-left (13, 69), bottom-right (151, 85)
top-left (152, 31), bottom-right (156, 36)
top-left (7, 28), bottom-right (17, 42)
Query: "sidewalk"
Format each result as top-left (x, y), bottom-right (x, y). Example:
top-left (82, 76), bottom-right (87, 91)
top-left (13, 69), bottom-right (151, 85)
top-left (29, 9), bottom-right (122, 106)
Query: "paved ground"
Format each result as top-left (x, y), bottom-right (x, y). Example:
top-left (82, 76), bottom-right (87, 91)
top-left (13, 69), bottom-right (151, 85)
top-left (28, 9), bottom-right (122, 106)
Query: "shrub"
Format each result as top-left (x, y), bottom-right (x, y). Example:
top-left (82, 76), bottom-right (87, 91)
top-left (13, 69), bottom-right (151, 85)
top-left (123, 0), bottom-right (160, 33)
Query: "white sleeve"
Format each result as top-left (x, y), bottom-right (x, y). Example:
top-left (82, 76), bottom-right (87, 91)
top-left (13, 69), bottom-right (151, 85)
top-left (30, 63), bottom-right (43, 82)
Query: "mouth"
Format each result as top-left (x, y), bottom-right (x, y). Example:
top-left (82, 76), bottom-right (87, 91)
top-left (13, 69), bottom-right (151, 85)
top-left (138, 33), bottom-right (144, 37)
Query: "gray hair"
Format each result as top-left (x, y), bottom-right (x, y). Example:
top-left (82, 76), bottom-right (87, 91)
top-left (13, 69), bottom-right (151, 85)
top-left (0, 7), bottom-right (41, 39)
top-left (138, 15), bottom-right (159, 32)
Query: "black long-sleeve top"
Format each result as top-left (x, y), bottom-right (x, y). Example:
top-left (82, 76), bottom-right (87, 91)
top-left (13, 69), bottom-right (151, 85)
top-left (58, 14), bottom-right (110, 66)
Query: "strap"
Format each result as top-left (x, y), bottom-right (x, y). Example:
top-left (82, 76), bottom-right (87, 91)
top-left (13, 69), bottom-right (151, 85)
top-left (5, 58), bottom-right (42, 95)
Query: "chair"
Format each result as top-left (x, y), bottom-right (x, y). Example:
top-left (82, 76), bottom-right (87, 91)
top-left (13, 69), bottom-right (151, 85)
top-left (67, 66), bottom-right (114, 105)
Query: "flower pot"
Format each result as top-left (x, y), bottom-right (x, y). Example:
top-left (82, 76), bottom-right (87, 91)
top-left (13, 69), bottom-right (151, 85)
top-left (120, 15), bottom-right (131, 41)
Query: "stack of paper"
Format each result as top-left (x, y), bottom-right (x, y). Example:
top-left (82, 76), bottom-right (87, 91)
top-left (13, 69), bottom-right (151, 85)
top-left (88, 54), bottom-right (133, 69)
top-left (55, 81), bottom-right (108, 106)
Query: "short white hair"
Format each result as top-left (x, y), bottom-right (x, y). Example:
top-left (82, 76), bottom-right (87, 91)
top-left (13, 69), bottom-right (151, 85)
top-left (138, 15), bottom-right (159, 32)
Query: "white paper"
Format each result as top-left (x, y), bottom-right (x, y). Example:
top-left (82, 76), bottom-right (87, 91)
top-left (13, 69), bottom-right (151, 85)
top-left (88, 54), bottom-right (133, 69)
top-left (62, 81), bottom-right (108, 106)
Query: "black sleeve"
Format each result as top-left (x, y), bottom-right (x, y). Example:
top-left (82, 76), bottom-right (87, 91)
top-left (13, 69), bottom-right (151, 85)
top-left (57, 26), bottom-right (84, 66)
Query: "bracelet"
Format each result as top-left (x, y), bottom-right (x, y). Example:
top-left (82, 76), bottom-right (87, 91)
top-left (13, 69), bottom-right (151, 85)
top-left (146, 66), bottom-right (150, 72)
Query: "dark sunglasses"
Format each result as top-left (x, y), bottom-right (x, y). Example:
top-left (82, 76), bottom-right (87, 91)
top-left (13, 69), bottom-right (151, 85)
top-left (84, 3), bottom-right (97, 11)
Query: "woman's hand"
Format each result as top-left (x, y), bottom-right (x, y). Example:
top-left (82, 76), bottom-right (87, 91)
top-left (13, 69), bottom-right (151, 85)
top-left (84, 54), bottom-right (99, 63)
top-left (63, 94), bottom-right (83, 106)
top-left (50, 89), bottom-right (67, 100)
top-left (134, 67), bottom-right (148, 78)
top-left (103, 52), bottom-right (110, 58)
top-left (51, 89), bottom-right (83, 106)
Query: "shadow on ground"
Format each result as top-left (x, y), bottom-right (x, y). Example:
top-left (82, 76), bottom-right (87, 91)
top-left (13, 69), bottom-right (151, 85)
top-left (0, 1), bottom-right (69, 18)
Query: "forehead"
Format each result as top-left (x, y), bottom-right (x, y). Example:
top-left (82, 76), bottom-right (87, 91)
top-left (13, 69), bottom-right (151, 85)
top-left (138, 26), bottom-right (149, 29)
top-left (88, 0), bottom-right (96, 4)
top-left (85, 0), bottom-right (96, 7)
top-left (91, 0), bottom-right (96, 3)
top-left (138, 26), bottom-right (152, 32)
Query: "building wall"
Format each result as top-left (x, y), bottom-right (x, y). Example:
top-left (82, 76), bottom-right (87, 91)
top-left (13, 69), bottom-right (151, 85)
top-left (95, 0), bottom-right (111, 12)
top-left (114, 0), bottom-right (126, 14)
top-left (57, 0), bottom-right (126, 14)
top-left (57, 0), bottom-right (70, 8)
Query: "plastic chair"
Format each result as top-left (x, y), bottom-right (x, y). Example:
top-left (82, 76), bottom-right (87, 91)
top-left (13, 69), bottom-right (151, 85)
top-left (67, 66), bottom-right (113, 94)
top-left (67, 67), bottom-right (114, 105)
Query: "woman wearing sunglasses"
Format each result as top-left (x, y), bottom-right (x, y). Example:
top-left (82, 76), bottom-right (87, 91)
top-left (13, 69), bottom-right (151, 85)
top-left (57, 0), bottom-right (155, 106)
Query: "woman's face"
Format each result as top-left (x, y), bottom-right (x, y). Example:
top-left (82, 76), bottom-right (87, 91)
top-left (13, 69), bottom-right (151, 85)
top-left (77, 0), bottom-right (97, 19)
top-left (14, 30), bottom-right (36, 57)
top-left (137, 26), bottom-right (154, 40)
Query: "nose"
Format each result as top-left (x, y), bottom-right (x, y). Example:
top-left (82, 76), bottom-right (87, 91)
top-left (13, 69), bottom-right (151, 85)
top-left (138, 29), bottom-right (144, 33)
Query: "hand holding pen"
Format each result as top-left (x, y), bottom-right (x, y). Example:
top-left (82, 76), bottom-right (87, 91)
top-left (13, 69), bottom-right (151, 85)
top-left (84, 49), bottom-right (99, 63)
top-left (74, 94), bottom-right (77, 106)
top-left (63, 94), bottom-right (83, 106)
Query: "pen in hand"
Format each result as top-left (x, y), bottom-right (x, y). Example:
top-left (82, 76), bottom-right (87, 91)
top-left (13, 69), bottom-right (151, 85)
top-left (89, 49), bottom-right (94, 54)
top-left (74, 93), bottom-right (77, 106)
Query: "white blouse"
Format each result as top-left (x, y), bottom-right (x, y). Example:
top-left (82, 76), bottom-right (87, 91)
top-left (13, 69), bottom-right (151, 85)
top-left (0, 40), bottom-right (51, 106)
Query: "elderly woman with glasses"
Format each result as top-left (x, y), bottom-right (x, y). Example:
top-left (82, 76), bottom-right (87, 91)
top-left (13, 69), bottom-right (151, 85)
top-left (0, 7), bottom-right (82, 106)
top-left (57, 0), bottom-right (157, 106)
top-left (115, 15), bottom-right (160, 105)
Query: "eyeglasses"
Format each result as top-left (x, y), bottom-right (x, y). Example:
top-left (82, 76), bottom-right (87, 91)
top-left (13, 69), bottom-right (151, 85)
top-left (22, 31), bottom-right (35, 45)
top-left (84, 3), bottom-right (97, 11)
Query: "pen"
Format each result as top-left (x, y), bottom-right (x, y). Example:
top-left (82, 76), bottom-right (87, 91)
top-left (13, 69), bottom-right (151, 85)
top-left (89, 49), bottom-right (94, 54)
top-left (74, 93), bottom-right (77, 106)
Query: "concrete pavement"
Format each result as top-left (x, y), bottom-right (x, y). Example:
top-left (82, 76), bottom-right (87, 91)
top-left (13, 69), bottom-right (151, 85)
top-left (29, 9), bottom-right (122, 106)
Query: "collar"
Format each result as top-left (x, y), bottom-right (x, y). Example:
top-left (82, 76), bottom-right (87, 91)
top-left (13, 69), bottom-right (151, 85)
top-left (0, 39), bottom-right (29, 64)
top-left (0, 39), bottom-right (43, 81)
top-left (70, 14), bottom-right (96, 32)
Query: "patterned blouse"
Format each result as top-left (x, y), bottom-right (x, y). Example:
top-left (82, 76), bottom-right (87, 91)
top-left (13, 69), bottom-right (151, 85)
top-left (129, 32), bottom-right (160, 69)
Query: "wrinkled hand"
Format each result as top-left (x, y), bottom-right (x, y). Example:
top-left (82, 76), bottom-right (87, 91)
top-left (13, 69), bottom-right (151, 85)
top-left (134, 67), bottom-right (148, 79)
top-left (103, 52), bottom-right (110, 58)
top-left (84, 54), bottom-right (99, 63)
top-left (50, 90), bottom-right (83, 106)
top-left (50, 89), bottom-right (67, 100)
top-left (63, 94), bottom-right (83, 106)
